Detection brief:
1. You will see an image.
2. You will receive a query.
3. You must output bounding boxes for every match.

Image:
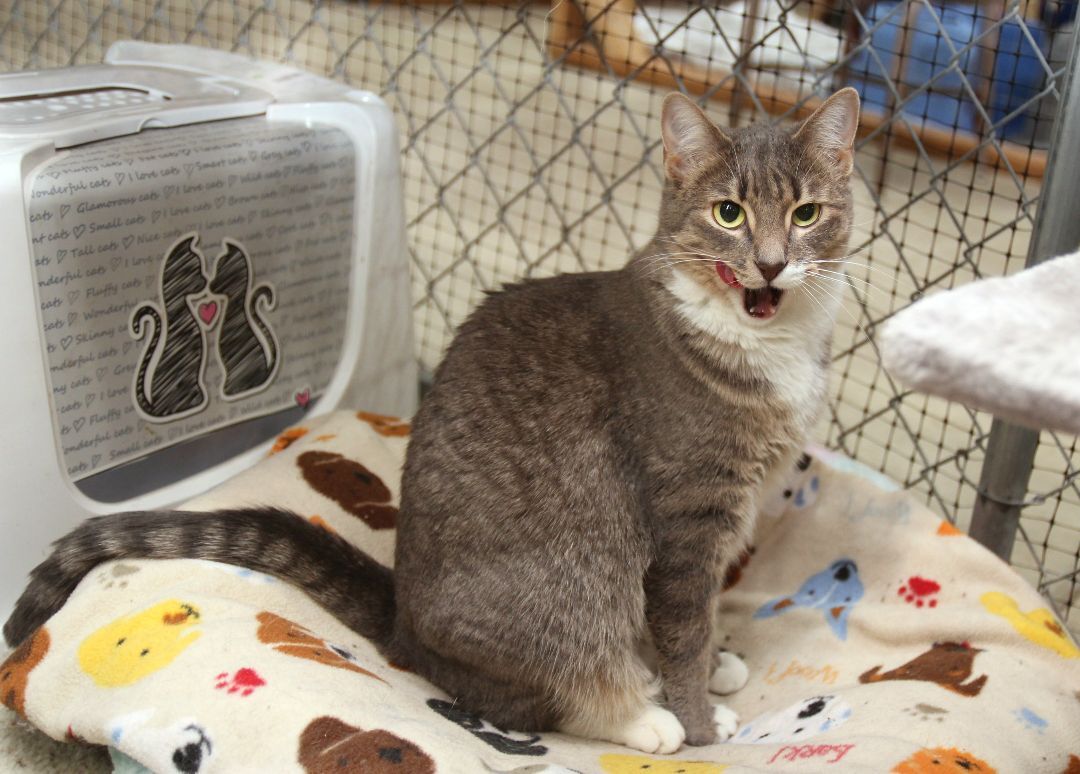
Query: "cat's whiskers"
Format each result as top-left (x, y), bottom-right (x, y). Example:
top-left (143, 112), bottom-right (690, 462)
top-left (811, 267), bottom-right (874, 293)
top-left (643, 257), bottom-right (722, 279)
top-left (804, 276), bottom-right (874, 343)
top-left (808, 255), bottom-right (912, 290)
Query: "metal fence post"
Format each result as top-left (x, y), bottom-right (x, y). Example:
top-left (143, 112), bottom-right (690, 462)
top-left (967, 25), bottom-right (1080, 559)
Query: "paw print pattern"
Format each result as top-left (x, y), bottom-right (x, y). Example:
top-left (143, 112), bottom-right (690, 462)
top-left (903, 703), bottom-right (948, 723)
top-left (214, 668), bottom-right (265, 697)
top-left (96, 563), bottom-right (141, 590)
top-left (899, 576), bottom-right (940, 608)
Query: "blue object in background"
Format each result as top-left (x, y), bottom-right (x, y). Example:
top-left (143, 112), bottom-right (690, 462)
top-left (846, 2), bottom-right (1048, 142)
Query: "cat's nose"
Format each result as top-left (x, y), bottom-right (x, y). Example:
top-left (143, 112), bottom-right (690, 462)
top-left (756, 260), bottom-right (786, 283)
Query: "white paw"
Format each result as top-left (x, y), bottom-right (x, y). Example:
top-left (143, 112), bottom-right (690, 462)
top-left (709, 651), bottom-right (749, 695)
top-left (610, 704), bottom-right (686, 754)
top-left (712, 703), bottom-right (739, 742)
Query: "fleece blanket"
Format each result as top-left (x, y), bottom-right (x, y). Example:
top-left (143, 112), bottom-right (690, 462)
top-left (2, 410), bottom-right (1079, 774)
top-left (881, 250), bottom-right (1080, 436)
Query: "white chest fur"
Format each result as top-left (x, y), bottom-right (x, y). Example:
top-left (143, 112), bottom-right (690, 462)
top-left (665, 268), bottom-right (835, 433)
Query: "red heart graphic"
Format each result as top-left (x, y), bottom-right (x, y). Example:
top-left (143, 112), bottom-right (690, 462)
top-left (198, 301), bottom-right (218, 326)
top-left (295, 389), bottom-right (311, 409)
top-left (907, 576), bottom-right (941, 596)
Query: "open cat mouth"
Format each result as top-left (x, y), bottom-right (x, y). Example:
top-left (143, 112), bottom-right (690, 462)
top-left (717, 262), bottom-right (784, 320)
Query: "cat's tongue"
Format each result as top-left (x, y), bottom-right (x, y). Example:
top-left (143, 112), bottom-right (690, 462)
top-left (743, 287), bottom-right (783, 319)
top-left (716, 262), bottom-right (742, 289)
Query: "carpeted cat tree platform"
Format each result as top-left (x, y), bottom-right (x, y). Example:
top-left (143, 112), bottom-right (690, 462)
top-left (881, 249), bottom-right (1080, 437)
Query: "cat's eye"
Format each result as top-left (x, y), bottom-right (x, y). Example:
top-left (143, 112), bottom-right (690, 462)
top-left (712, 200), bottom-right (745, 229)
top-left (792, 203), bottom-right (820, 227)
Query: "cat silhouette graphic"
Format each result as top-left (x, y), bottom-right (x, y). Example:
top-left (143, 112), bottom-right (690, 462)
top-left (860, 641), bottom-right (988, 697)
top-left (208, 239), bottom-right (278, 400)
top-left (130, 234), bottom-right (212, 422)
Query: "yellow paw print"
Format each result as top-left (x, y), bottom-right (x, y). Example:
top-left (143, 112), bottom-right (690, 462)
top-left (78, 599), bottom-right (203, 686)
top-left (981, 592), bottom-right (1078, 659)
top-left (599, 754), bottom-right (727, 773)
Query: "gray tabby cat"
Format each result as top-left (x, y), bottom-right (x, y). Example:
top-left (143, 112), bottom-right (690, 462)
top-left (4, 88), bottom-right (858, 753)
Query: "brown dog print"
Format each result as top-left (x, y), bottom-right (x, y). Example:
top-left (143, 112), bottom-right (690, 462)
top-left (297, 450), bottom-right (398, 529)
top-left (256, 611), bottom-right (385, 683)
top-left (1, 626), bottom-right (50, 717)
top-left (356, 411), bottom-right (410, 437)
top-left (891, 746), bottom-right (996, 773)
top-left (298, 716), bottom-right (434, 773)
top-left (860, 641), bottom-right (987, 697)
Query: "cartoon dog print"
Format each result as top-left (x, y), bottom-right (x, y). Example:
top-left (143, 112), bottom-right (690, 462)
top-left (891, 746), bottom-right (996, 773)
top-left (754, 559), bottom-right (864, 640)
top-left (108, 710), bottom-right (213, 773)
top-left (298, 715), bottom-right (434, 773)
top-left (297, 450), bottom-right (399, 529)
top-left (427, 699), bottom-right (547, 756)
top-left (860, 641), bottom-right (988, 697)
top-left (734, 694), bottom-right (853, 744)
top-left (599, 754), bottom-right (727, 773)
top-left (0, 626), bottom-right (49, 717)
top-left (981, 591), bottom-right (1079, 659)
top-left (78, 600), bottom-right (202, 687)
top-left (255, 611), bottom-right (384, 682)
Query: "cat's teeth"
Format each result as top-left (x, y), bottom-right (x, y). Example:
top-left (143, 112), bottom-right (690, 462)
top-left (743, 286), bottom-right (783, 319)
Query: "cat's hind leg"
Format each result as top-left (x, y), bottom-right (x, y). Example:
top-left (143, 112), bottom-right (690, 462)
top-left (556, 659), bottom-right (686, 754)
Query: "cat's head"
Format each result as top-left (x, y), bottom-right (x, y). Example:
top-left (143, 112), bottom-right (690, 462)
top-left (650, 89), bottom-right (859, 339)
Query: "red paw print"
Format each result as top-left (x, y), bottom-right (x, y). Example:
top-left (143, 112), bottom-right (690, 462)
top-left (898, 576), bottom-right (940, 608)
top-left (214, 668), bottom-right (266, 697)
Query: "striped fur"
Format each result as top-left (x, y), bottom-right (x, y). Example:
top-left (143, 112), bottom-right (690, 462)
top-left (3, 508), bottom-right (394, 650)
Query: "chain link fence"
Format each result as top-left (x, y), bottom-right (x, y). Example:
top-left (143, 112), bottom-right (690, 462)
top-left (2, 0), bottom-right (1077, 635)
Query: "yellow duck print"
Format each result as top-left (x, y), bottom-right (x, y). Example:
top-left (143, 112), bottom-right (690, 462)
top-left (981, 591), bottom-right (1079, 659)
top-left (78, 599), bottom-right (203, 686)
top-left (599, 754), bottom-right (727, 773)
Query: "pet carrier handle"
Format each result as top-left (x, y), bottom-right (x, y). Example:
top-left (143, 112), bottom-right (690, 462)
top-left (0, 64), bottom-right (272, 148)
top-left (967, 23), bottom-right (1080, 559)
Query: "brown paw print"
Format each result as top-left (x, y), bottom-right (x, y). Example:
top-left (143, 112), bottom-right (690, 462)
top-left (903, 703), bottom-right (948, 723)
top-left (297, 450), bottom-right (398, 529)
top-left (356, 411), bottom-right (410, 437)
top-left (298, 716), bottom-right (434, 773)
top-left (256, 611), bottom-right (384, 682)
top-left (96, 562), bottom-right (141, 589)
top-left (1, 627), bottom-right (50, 717)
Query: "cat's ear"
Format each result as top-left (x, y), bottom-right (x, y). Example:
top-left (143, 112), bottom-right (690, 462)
top-left (661, 93), bottom-right (730, 184)
top-left (794, 87), bottom-right (860, 175)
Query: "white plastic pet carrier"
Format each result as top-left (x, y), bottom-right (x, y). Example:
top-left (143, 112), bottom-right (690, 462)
top-left (0, 42), bottom-right (418, 621)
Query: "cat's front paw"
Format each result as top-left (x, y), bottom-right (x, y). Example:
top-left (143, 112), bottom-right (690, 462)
top-left (712, 703), bottom-right (739, 742)
top-left (709, 651), bottom-right (749, 695)
top-left (610, 704), bottom-right (686, 754)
